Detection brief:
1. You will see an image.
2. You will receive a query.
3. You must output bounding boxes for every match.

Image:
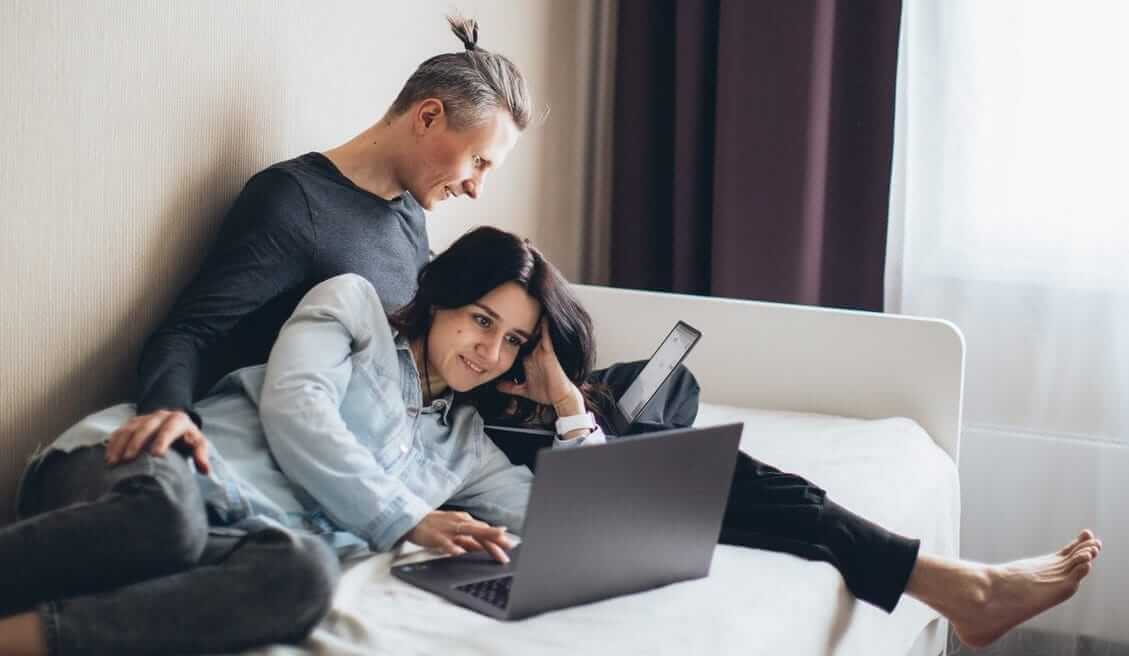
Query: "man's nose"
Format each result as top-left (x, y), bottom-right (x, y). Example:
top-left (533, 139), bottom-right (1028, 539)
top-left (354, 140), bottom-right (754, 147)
top-left (463, 173), bottom-right (485, 199)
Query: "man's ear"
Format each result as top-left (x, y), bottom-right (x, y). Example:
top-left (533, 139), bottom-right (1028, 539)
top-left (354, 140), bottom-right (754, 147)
top-left (416, 98), bottom-right (445, 131)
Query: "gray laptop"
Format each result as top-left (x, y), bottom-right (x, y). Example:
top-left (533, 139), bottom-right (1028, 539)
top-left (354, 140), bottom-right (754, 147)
top-left (391, 422), bottom-right (743, 620)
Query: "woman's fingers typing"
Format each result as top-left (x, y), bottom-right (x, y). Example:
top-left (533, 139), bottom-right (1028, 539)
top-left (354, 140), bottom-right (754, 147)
top-left (409, 512), bottom-right (513, 563)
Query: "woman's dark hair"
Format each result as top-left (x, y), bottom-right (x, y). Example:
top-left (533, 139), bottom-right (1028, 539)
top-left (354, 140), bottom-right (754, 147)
top-left (389, 226), bottom-right (609, 425)
top-left (387, 15), bottom-right (533, 131)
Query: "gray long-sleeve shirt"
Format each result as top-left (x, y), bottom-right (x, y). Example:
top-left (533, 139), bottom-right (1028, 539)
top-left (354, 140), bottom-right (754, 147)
top-left (136, 152), bottom-right (429, 425)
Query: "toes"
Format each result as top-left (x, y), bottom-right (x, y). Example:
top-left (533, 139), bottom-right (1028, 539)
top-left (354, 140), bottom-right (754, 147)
top-left (1069, 539), bottom-right (1101, 558)
top-left (1070, 548), bottom-right (1097, 569)
top-left (1060, 531), bottom-right (1091, 556)
top-left (1071, 561), bottom-right (1094, 582)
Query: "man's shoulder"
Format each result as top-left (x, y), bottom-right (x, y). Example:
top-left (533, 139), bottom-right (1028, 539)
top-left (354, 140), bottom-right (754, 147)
top-left (248, 153), bottom-right (328, 191)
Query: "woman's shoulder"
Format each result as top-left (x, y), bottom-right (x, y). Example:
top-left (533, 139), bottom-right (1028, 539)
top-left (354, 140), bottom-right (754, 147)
top-left (305, 273), bottom-right (383, 305)
top-left (297, 274), bottom-right (398, 352)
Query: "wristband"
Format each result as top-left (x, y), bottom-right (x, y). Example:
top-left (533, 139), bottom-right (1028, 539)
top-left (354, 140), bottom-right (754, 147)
top-left (555, 411), bottom-right (597, 436)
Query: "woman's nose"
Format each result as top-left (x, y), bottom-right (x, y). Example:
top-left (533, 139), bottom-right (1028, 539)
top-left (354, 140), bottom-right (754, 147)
top-left (477, 334), bottom-right (503, 364)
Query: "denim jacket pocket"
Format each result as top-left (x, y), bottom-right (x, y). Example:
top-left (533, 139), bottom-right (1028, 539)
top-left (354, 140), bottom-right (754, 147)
top-left (341, 366), bottom-right (411, 470)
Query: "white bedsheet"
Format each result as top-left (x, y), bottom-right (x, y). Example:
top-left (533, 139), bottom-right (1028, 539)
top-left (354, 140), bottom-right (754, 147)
top-left (244, 405), bottom-right (960, 656)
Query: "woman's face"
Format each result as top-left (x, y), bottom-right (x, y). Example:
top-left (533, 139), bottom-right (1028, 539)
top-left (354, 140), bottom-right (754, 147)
top-left (406, 104), bottom-right (521, 210)
top-left (426, 282), bottom-right (541, 391)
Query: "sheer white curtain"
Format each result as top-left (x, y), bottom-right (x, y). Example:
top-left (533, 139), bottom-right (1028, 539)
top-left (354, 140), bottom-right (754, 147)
top-left (887, 0), bottom-right (1129, 648)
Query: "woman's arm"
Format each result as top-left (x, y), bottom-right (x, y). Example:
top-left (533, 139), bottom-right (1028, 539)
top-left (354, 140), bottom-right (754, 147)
top-left (495, 317), bottom-right (607, 447)
top-left (258, 274), bottom-right (432, 552)
top-left (446, 435), bottom-right (534, 534)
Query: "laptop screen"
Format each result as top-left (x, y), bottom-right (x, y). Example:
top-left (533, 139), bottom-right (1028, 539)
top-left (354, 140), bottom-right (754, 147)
top-left (616, 321), bottom-right (701, 422)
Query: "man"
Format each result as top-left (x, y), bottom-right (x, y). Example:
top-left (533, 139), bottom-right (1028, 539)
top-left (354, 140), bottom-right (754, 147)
top-left (106, 16), bottom-right (525, 468)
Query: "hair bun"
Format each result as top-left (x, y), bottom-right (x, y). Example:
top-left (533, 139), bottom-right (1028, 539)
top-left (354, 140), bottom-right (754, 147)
top-left (447, 15), bottom-right (480, 52)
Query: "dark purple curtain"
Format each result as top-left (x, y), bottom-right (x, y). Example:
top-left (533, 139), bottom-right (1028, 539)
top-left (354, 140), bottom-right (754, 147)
top-left (610, 0), bottom-right (902, 311)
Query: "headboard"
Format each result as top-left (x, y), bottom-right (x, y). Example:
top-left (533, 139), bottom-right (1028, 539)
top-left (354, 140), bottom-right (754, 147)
top-left (572, 284), bottom-right (966, 464)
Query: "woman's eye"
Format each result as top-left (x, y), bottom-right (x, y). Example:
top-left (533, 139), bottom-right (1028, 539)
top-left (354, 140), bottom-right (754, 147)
top-left (474, 314), bottom-right (491, 328)
top-left (505, 335), bottom-right (523, 347)
top-left (472, 155), bottom-right (483, 168)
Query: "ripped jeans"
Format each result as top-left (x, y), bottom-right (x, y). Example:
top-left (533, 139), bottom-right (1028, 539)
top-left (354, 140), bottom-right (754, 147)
top-left (1, 445), bottom-right (340, 656)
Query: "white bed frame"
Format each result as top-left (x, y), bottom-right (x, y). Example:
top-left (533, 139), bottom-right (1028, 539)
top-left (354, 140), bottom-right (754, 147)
top-left (572, 284), bottom-right (965, 656)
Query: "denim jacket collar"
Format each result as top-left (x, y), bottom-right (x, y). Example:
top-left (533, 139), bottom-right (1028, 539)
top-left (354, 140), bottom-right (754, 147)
top-left (393, 330), bottom-right (456, 425)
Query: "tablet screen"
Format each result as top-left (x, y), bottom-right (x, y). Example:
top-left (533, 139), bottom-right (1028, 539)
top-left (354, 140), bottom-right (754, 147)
top-left (616, 322), bottom-right (700, 422)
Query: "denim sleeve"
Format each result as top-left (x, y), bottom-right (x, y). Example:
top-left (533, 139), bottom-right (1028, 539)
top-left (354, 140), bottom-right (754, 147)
top-left (136, 169), bottom-right (316, 425)
top-left (258, 274), bottom-right (432, 552)
top-left (449, 424), bottom-right (605, 534)
top-left (446, 436), bottom-right (534, 534)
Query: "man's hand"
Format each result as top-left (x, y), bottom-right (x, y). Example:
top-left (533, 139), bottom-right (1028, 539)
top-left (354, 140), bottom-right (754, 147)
top-left (106, 409), bottom-right (211, 474)
top-left (406, 510), bottom-right (514, 564)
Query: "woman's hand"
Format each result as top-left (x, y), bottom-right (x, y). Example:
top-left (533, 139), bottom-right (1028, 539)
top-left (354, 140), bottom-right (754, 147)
top-left (405, 510), bottom-right (514, 564)
top-left (495, 318), bottom-right (582, 414)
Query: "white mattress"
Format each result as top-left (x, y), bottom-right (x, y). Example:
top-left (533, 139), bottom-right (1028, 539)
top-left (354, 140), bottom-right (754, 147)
top-left (243, 404), bottom-right (960, 656)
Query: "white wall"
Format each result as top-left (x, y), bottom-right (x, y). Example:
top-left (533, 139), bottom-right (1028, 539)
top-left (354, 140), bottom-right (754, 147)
top-left (0, 0), bottom-right (595, 520)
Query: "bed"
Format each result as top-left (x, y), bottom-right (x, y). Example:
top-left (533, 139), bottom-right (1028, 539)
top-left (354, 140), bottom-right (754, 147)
top-left (246, 284), bottom-right (964, 656)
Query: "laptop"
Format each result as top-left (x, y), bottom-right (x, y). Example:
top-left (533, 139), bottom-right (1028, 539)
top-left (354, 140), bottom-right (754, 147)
top-left (391, 422), bottom-right (742, 620)
top-left (484, 320), bottom-right (702, 469)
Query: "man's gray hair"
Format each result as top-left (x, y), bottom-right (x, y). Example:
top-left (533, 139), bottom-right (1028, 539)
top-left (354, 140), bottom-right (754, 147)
top-left (388, 15), bottom-right (532, 131)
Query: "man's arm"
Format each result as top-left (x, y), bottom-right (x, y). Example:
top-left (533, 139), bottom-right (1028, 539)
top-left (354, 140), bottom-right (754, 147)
top-left (136, 168), bottom-right (316, 418)
top-left (106, 169), bottom-right (316, 468)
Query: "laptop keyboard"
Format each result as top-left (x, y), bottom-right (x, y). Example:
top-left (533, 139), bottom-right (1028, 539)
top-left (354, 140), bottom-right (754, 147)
top-left (455, 576), bottom-right (513, 609)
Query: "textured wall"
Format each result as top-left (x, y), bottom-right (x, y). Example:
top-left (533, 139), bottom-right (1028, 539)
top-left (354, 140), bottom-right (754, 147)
top-left (0, 0), bottom-right (593, 521)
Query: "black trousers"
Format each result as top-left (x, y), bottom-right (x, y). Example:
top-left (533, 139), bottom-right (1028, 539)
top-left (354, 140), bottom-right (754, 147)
top-left (719, 452), bottom-right (919, 613)
top-left (594, 361), bottom-right (921, 613)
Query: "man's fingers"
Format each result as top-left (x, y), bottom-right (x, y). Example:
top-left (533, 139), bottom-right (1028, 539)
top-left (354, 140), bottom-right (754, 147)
top-left (106, 415), bottom-right (149, 462)
top-left (105, 429), bottom-right (131, 463)
top-left (129, 413), bottom-right (170, 453)
top-left (149, 417), bottom-right (191, 456)
top-left (144, 415), bottom-right (211, 474)
top-left (187, 432), bottom-right (211, 474)
top-left (109, 416), bottom-right (143, 444)
top-left (109, 414), bottom-right (163, 464)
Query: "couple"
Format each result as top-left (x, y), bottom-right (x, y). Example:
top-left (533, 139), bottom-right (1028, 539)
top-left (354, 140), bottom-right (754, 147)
top-left (0, 16), bottom-right (1101, 656)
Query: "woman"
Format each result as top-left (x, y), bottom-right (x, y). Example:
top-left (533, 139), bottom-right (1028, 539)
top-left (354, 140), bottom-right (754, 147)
top-left (0, 227), bottom-right (605, 655)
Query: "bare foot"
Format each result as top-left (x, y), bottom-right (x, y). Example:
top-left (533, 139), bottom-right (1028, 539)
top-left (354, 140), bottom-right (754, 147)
top-left (951, 530), bottom-right (1102, 648)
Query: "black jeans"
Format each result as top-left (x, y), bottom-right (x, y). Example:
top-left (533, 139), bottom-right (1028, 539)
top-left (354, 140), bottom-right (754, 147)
top-left (594, 361), bottom-right (921, 614)
top-left (719, 452), bottom-right (920, 613)
top-left (2, 446), bottom-right (340, 656)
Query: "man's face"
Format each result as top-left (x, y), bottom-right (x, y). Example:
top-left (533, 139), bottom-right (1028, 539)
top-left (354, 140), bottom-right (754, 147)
top-left (425, 282), bottom-right (540, 392)
top-left (406, 104), bottom-right (521, 210)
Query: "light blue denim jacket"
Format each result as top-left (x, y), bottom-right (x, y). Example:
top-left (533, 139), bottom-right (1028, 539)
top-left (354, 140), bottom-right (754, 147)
top-left (44, 274), bottom-right (604, 552)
